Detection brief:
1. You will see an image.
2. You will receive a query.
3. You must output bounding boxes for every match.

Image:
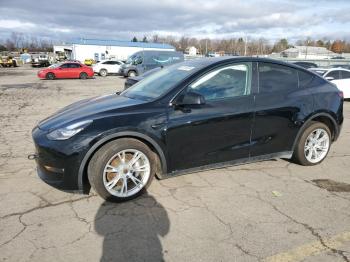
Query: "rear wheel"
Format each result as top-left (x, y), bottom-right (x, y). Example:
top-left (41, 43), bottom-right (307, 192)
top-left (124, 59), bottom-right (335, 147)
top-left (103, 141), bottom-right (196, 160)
top-left (80, 72), bottom-right (88, 79)
top-left (99, 69), bottom-right (107, 77)
top-left (88, 138), bottom-right (156, 202)
top-left (293, 121), bottom-right (331, 166)
top-left (46, 72), bottom-right (55, 80)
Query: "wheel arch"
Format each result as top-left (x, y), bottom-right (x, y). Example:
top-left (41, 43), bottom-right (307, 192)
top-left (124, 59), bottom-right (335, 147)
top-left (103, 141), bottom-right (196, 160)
top-left (78, 131), bottom-right (167, 193)
top-left (292, 112), bottom-right (339, 152)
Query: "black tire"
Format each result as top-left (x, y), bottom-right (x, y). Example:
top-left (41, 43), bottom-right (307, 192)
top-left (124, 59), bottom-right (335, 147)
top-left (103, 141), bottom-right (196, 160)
top-left (127, 70), bottom-right (137, 77)
top-left (80, 72), bottom-right (88, 79)
top-left (46, 72), bottom-right (55, 80)
top-left (88, 138), bottom-right (156, 202)
top-left (99, 69), bottom-right (107, 77)
top-left (292, 121), bottom-right (331, 166)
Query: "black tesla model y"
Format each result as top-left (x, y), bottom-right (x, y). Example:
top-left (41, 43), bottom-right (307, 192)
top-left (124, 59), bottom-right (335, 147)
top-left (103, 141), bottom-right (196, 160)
top-left (31, 57), bottom-right (343, 202)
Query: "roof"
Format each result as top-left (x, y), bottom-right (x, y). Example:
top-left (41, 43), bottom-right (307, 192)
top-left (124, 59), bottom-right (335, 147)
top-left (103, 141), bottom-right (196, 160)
top-left (70, 38), bottom-right (174, 49)
top-left (283, 46), bottom-right (334, 55)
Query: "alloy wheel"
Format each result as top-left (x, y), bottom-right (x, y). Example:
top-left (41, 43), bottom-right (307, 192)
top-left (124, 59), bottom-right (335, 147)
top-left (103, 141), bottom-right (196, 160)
top-left (304, 128), bottom-right (330, 164)
top-left (102, 149), bottom-right (151, 197)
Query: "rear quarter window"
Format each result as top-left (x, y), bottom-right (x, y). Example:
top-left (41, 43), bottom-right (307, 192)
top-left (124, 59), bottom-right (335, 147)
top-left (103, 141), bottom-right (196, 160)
top-left (258, 62), bottom-right (298, 93)
top-left (298, 70), bottom-right (314, 88)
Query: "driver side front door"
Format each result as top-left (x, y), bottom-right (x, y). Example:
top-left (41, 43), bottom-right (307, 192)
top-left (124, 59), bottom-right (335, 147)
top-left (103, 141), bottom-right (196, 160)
top-left (165, 62), bottom-right (256, 172)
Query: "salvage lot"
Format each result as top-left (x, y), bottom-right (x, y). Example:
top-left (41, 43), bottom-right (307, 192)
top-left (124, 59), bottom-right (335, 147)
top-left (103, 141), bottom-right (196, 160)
top-left (1, 65), bottom-right (350, 262)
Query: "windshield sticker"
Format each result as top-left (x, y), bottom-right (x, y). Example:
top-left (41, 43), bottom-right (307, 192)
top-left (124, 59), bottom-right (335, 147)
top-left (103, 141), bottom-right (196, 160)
top-left (177, 66), bottom-right (195, 71)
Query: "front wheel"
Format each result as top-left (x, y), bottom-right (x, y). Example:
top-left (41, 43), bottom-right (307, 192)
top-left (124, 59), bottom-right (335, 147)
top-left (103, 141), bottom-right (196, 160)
top-left (46, 72), bottom-right (55, 80)
top-left (293, 121), bottom-right (331, 166)
top-left (88, 138), bottom-right (156, 202)
top-left (99, 69), bottom-right (107, 77)
top-left (127, 70), bottom-right (137, 77)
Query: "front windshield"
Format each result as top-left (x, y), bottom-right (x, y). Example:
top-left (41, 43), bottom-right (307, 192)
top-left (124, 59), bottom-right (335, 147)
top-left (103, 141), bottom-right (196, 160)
top-left (48, 63), bottom-right (62, 69)
top-left (310, 69), bottom-right (327, 76)
top-left (126, 55), bottom-right (136, 64)
top-left (122, 63), bottom-right (197, 101)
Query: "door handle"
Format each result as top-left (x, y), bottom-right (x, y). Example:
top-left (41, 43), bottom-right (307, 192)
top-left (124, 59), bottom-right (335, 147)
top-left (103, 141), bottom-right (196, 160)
top-left (151, 121), bottom-right (167, 129)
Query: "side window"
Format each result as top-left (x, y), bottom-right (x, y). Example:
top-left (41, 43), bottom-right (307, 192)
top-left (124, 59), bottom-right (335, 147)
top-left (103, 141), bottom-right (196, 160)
top-left (298, 70), bottom-right (314, 88)
top-left (188, 63), bottom-right (252, 101)
top-left (69, 63), bottom-right (81, 68)
top-left (103, 61), bottom-right (111, 65)
top-left (340, 71), bottom-right (350, 79)
top-left (60, 63), bottom-right (69, 69)
top-left (258, 62), bottom-right (298, 93)
top-left (325, 71), bottom-right (340, 80)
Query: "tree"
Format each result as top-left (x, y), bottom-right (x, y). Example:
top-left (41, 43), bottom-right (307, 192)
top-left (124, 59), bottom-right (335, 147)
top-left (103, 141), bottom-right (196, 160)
top-left (142, 36), bottom-right (148, 43)
top-left (132, 36), bottom-right (138, 42)
top-left (0, 44), bottom-right (7, 52)
top-left (331, 40), bottom-right (345, 54)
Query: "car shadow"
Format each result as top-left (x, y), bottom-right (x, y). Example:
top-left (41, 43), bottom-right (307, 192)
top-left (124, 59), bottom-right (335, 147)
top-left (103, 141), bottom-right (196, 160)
top-left (94, 192), bottom-right (170, 262)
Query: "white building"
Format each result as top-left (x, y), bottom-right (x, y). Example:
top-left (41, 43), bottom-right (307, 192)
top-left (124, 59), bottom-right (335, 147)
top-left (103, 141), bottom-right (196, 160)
top-left (280, 46), bottom-right (336, 59)
top-left (185, 46), bottom-right (198, 56)
top-left (54, 39), bottom-right (176, 62)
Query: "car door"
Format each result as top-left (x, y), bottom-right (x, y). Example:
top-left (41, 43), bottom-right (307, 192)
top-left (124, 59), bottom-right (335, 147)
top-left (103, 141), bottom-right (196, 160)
top-left (69, 63), bottom-right (82, 78)
top-left (251, 62), bottom-right (313, 157)
top-left (109, 61), bottom-right (121, 73)
top-left (166, 62), bottom-right (255, 172)
top-left (56, 63), bottom-right (70, 78)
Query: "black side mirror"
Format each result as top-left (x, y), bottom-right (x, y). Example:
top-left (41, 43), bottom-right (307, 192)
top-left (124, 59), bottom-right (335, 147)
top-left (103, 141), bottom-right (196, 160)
top-left (176, 91), bottom-right (206, 106)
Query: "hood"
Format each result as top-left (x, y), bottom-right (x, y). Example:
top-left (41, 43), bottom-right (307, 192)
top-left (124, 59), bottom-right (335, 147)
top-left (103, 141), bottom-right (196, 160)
top-left (38, 94), bottom-right (145, 131)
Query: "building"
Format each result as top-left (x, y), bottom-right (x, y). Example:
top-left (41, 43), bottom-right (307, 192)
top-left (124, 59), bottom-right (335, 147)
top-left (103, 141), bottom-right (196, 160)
top-left (54, 39), bottom-right (176, 62)
top-left (280, 46), bottom-right (336, 59)
top-left (185, 46), bottom-right (198, 56)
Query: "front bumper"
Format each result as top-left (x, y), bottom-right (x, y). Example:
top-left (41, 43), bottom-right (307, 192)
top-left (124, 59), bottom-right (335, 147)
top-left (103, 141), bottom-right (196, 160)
top-left (32, 126), bottom-right (88, 193)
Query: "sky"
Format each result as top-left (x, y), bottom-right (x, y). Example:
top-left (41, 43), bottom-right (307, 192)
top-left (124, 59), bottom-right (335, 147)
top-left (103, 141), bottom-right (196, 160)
top-left (0, 0), bottom-right (349, 43)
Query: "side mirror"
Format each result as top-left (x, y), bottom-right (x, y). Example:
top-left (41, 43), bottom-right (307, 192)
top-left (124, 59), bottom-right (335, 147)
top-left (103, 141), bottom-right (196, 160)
top-left (175, 91), bottom-right (206, 106)
top-left (325, 76), bottom-right (334, 81)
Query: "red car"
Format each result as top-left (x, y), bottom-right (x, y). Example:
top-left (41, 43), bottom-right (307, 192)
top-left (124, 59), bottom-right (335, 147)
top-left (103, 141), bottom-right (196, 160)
top-left (37, 62), bottom-right (94, 80)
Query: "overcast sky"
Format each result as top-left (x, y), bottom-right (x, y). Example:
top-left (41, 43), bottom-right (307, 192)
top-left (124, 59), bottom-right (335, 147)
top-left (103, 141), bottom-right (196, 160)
top-left (0, 0), bottom-right (349, 43)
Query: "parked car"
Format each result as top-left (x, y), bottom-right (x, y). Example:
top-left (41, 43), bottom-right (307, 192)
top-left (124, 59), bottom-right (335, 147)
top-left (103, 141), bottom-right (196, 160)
top-left (293, 61), bottom-right (318, 69)
top-left (310, 67), bottom-right (350, 99)
top-left (331, 64), bottom-right (350, 70)
top-left (32, 54), bottom-right (50, 67)
top-left (0, 56), bottom-right (17, 67)
top-left (84, 58), bottom-right (95, 66)
top-left (120, 50), bottom-right (184, 77)
top-left (92, 60), bottom-right (124, 77)
top-left (37, 62), bottom-right (94, 80)
top-left (124, 67), bottom-right (163, 90)
top-left (31, 57), bottom-right (343, 202)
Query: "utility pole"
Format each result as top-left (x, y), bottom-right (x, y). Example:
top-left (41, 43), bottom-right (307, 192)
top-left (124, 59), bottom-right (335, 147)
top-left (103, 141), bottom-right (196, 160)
top-left (244, 35), bottom-right (248, 56)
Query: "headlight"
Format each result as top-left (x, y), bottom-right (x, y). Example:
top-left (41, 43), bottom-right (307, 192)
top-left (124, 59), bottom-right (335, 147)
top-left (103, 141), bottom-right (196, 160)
top-left (47, 120), bottom-right (92, 140)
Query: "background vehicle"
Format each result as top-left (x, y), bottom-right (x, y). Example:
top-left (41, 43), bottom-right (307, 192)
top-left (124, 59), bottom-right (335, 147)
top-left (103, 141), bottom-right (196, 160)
top-left (31, 54), bottom-right (50, 67)
top-left (93, 60), bottom-right (124, 77)
top-left (293, 61), bottom-right (318, 69)
top-left (310, 67), bottom-right (350, 98)
top-left (120, 50), bottom-right (184, 77)
top-left (84, 58), bottom-right (95, 66)
top-left (331, 64), bottom-right (350, 70)
top-left (37, 62), bottom-right (94, 80)
top-left (124, 67), bottom-right (162, 90)
top-left (32, 57), bottom-right (343, 202)
top-left (0, 56), bottom-right (17, 67)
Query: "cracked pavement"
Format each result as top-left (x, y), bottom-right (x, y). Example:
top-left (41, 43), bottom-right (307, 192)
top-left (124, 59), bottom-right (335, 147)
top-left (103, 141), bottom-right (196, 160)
top-left (1, 65), bottom-right (350, 262)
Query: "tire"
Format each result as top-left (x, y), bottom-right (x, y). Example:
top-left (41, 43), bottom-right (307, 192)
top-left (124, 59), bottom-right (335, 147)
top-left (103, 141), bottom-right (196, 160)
top-left (99, 69), bottom-right (107, 77)
top-left (127, 70), bottom-right (137, 77)
top-left (88, 138), bottom-right (156, 202)
top-left (80, 72), bottom-right (88, 79)
top-left (292, 121), bottom-right (331, 166)
top-left (46, 72), bottom-right (55, 80)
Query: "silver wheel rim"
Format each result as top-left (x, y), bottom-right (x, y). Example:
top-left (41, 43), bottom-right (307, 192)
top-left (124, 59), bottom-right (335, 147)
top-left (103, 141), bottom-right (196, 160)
top-left (304, 128), bottom-right (330, 163)
top-left (101, 70), bottom-right (107, 76)
top-left (103, 149), bottom-right (150, 197)
top-left (129, 71), bottom-right (136, 77)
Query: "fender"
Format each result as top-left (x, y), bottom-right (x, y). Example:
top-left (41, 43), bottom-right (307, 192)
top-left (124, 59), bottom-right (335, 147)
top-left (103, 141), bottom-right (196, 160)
top-left (77, 131), bottom-right (168, 192)
top-left (291, 112), bottom-right (339, 152)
